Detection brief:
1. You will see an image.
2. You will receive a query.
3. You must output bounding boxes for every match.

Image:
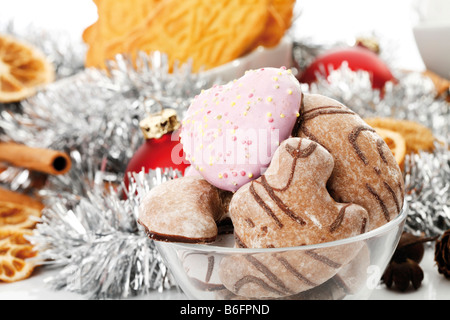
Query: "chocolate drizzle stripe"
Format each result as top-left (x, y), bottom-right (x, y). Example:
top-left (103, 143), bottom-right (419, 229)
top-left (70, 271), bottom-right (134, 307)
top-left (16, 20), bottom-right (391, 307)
top-left (377, 138), bottom-right (389, 164)
top-left (205, 256), bottom-right (214, 283)
top-left (272, 139), bottom-right (318, 192)
top-left (249, 182), bottom-right (283, 228)
top-left (365, 183), bottom-right (391, 222)
top-left (348, 126), bottom-right (376, 165)
top-left (275, 255), bottom-right (317, 287)
top-left (360, 217), bottom-right (368, 234)
top-left (285, 140), bottom-right (318, 159)
top-left (299, 125), bottom-right (331, 153)
top-left (303, 105), bottom-right (346, 114)
top-left (245, 255), bottom-right (294, 295)
top-left (245, 217), bottom-right (255, 228)
top-left (373, 166), bottom-right (381, 175)
top-left (332, 275), bottom-right (352, 294)
top-left (384, 181), bottom-right (400, 214)
top-left (137, 220), bottom-right (216, 243)
top-left (305, 250), bottom-right (341, 269)
top-left (259, 176), bottom-right (306, 226)
top-left (234, 275), bottom-right (286, 296)
top-left (187, 276), bottom-right (226, 292)
top-left (303, 109), bottom-right (355, 121)
top-left (234, 233), bottom-right (247, 248)
top-left (329, 203), bottom-right (353, 233)
top-left (299, 125), bottom-right (318, 142)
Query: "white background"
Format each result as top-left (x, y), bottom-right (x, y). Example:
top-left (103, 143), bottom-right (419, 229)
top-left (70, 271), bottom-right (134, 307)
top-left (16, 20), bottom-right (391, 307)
top-left (0, 0), bottom-right (449, 300)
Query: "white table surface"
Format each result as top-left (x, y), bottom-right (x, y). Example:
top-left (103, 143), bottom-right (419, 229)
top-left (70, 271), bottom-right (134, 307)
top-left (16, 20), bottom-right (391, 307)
top-left (1, 246), bottom-right (449, 300)
top-left (1, 0), bottom-right (447, 301)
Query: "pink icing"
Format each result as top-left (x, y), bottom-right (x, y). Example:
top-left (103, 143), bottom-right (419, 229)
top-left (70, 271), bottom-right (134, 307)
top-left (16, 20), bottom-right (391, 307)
top-left (180, 67), bottom-right (302, 192)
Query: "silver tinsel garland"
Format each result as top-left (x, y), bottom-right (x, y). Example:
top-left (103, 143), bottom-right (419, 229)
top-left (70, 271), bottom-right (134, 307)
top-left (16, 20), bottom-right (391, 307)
top-left (302, 62), bottom-right (449, 144)
top-left (403, 145), bottom-right (450, 238)
top-left (0, 26), bottom-right (449, 299)
top-left (0, 26), bottom-right (217, 299)
top-left (0, 54), bottom-right (215, 299)
top-left (296, 53), bottom-right (449, 238)
top-left (0, 52), bottom-right (216, 192)
top-left (29, 168), bottom-right (182, 299)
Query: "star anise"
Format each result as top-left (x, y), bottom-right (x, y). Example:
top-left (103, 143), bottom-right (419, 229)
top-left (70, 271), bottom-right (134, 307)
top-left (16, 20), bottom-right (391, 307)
top-left (382, 232), bottom-right (437, 292)
top-left (435, 229), bottom-right (450, 278)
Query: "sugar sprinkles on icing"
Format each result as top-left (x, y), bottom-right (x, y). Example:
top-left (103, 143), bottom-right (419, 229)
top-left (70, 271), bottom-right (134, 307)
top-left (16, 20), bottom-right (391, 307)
top-left (181, 67), bottom-right (303, 192)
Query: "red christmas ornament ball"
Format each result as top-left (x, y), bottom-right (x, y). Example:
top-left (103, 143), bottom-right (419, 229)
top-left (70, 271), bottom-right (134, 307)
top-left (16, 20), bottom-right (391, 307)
top-left (299, 46), bottom-right (395, 90)
top-left (125, 132), bottom-right (188, 175)
top-left (123, 109), bottom-right (189, 190)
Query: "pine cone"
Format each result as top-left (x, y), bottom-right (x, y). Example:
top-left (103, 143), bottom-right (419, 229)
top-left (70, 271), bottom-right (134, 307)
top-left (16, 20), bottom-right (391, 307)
top-left (435, 229), bottom-right (450, 279)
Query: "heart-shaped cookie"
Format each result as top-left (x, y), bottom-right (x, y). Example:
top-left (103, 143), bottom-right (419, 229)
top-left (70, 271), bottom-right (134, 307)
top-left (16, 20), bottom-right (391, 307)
top-left (180, 67), bottom-right (302, 192)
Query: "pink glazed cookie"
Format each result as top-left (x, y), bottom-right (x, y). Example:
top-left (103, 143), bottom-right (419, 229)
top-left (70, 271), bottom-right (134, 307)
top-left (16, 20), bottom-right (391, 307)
top-left (180, 67), bottom-right (302, 192)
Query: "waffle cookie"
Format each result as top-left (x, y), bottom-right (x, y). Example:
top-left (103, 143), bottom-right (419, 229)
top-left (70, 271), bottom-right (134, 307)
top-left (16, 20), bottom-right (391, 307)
top-left (0, 228), bottom-right (37, 282)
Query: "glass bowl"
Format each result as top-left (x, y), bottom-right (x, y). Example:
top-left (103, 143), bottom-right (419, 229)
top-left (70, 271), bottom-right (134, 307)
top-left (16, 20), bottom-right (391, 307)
top-left (200, 37), bottom-right (293, 83)
top-left (155, 203), bottom-right (407, 300)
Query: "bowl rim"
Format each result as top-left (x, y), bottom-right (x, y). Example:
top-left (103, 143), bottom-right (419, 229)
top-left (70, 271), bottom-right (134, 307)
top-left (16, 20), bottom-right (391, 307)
top-left (199, 36), bottom-right (293, 78)
top-left (156, 200), bottom-right (408, 254)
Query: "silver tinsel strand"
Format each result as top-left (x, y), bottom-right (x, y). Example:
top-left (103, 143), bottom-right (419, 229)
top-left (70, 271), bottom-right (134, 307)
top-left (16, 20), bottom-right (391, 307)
top-left (403, 145), bottom-right (450, 238)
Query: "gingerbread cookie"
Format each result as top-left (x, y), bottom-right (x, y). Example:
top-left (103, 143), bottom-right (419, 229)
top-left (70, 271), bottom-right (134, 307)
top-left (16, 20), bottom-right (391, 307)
top-left (229, 137), bottom-right (368, 248)
top-left (215, 243), bottom-right (369, 300)
top-left (138, 176), bottom-right (231, 243)
top-left (294, 94), bottom-right (404, 230)
top-left (218, 241), bottom-right (364, 299)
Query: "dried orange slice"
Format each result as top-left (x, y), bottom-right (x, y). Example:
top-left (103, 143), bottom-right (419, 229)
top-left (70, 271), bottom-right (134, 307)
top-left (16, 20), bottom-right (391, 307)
top-left (374, 127), bottom-right (407, 168)
top-left (365, 117), bottom-right (435, 154)
top-left (0, 228), bottom-right (37, 282)
top-left (0, 188), bottom-right (43, 230)
top-left (0, 201), bottom-right (42, 230)
top-left (0, 34), bottom-right (55, 103)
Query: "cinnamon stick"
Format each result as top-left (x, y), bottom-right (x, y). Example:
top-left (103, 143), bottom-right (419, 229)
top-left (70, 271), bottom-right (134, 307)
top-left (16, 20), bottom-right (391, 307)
top-left (0, 142), bottom-right (71, 175)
